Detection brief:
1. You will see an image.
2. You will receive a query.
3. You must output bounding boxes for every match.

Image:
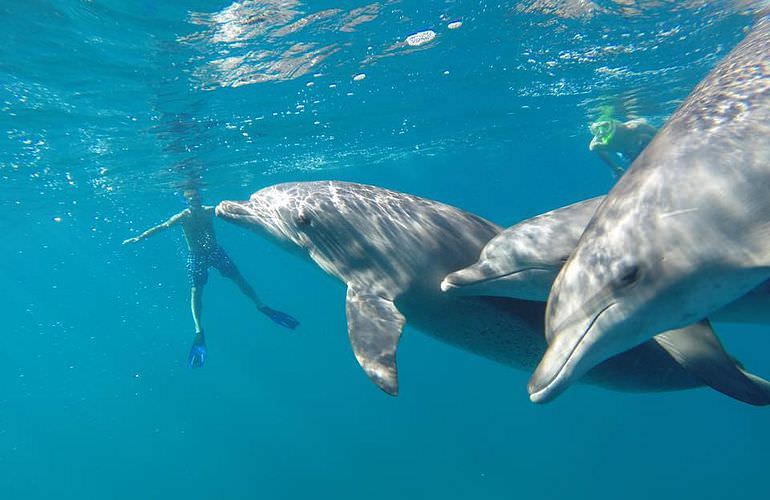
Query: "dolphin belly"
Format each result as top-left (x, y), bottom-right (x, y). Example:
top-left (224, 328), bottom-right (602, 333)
top-left (399, 294), bottom-right (701, 393)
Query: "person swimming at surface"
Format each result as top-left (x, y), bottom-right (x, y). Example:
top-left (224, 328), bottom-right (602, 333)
top-left (123, 189), bottom-right (299, 368)
top-left (589, 117), bottom-right (657, 178)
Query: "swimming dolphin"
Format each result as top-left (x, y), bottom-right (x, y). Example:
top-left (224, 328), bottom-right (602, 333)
top-left (531, 16), bottom-right (770, 404)
top-left (216, 181), bottom-right (770, 404)
top-left (441, 196), bottom-right (770, 324)
top-left (441, 197), bottom-right (604, 301)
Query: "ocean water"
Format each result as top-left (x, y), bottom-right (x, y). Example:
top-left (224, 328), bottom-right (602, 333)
top-left (1, 1), bottom-right (768, 498)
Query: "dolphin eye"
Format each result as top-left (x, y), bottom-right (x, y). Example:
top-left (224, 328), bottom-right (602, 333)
top-left (295, 212), bottom-right (311, 228)
top-left (616, 264), bottom-right (641, 287)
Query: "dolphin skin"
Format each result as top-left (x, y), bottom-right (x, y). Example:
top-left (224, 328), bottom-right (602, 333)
top-left (532, 16), bottom-right (770, 403)
top-left (217, 181), bottom-right (770, 404)
top-left (441, 196), bottom-right (770, 325)
top-left (441, 197), bottom-right (604, 301)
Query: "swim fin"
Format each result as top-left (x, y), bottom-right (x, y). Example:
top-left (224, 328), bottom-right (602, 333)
top-left (188, 332), bottom-right (207, 369)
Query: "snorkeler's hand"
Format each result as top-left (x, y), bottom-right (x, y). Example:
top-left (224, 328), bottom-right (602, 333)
top-left (188, 332), bottom-right (207, 368)
top-left (122, 236), bottom-right (140, 245)
top-left (259, 306), bottom-right (300, 330)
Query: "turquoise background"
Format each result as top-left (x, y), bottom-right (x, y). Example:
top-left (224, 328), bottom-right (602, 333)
top-left (1, 1), bottom-right (766, 498)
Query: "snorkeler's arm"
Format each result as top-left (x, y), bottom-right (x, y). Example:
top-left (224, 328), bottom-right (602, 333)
top-left (596, 150), bottom-right (626, 179)
top-left (122, 210), bottom-right (188, 245)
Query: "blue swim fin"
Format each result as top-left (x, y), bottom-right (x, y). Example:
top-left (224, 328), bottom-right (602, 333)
top-left (188, 332), bottom-right (207, 369)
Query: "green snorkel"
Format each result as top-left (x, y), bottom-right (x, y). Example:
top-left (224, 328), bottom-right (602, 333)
top-left (589, 118), bottom-right (618, 147)
top-left (589, 104), bottom-right (619, 149)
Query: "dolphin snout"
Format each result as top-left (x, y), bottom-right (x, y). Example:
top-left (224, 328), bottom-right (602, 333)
top-left (530, 299), bottom-right (617, 403)
top-left (528, 337), bottom-right (575, 403)
top-left (441, 264), bottom-right (490, 293)
top-left (216, 200), bottom-right (253, 220)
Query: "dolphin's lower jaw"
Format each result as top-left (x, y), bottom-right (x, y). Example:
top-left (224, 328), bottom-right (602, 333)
top-left (441, 266), bottom-right (490, 293)
top-left (439, 276), bottom-right (488, 294)
top-left (529, 303), bottom-right (615, 403)
top-left (216, 200), bottom-right (251, 221)
top-left (440, 268), bottom-right (534, 294)
top-left (439, 277), bottom-right (460, 293)
top-left (527, 337), bottom-right (580, 403)
top-left (216, 200), bottom-right (269, 233)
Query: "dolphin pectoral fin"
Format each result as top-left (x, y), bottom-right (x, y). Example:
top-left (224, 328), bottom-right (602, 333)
top-left (738, 370), bottom-right (770, 401)
top-left (345, 287), bottom-right (406, 396)
top-left (654, 320), bottom-right (770, 406)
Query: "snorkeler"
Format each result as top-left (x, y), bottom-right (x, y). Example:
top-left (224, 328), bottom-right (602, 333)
top-left (123, 189), bottom-right (299, 368)
top-left (589, 117), bottom-right (657, 177)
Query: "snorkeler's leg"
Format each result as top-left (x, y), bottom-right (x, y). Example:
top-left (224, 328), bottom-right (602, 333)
top-left (188, 285), bottom-right (207, 368)
top-left (229, 269), bottom-right (263, 308)
top-left (228, 268), bottom-right (300, 330)
top-left (191, 285), bottom-right (204, 334)
top-left (185, 253), bottom-right (209, 368)
top-left (597, 150), bottom-right (626, 178)
top-left (217, 249), bottom-right (299, 330)
top-left (186, 253), bottom-right (208, 334)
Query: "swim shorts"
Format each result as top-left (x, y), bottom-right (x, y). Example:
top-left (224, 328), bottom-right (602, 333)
top-left (186, 246), bottom-right (239, 287)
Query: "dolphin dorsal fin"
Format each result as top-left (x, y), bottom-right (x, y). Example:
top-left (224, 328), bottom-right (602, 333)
top-left (654, 320), bottom-right (770, 406)
top-left (345, 286), bottom-right (406, 396)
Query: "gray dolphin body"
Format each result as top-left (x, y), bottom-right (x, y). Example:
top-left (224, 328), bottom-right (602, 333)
top-left (216, 181), bottom-right (770, 404)
top-left (441, 196), bottom-right (770, 324)
top-left (531, 17), bottom-right (770, 404)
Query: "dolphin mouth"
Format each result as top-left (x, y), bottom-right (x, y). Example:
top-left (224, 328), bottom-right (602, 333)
top-left (216, 200), bottom-right (267, 231)
top-left (528, 302), bottom-right (615, 403)
top-left (216, 200), bottom-right (252, 220)
top-left (441, 267), bottom-right (548, 293)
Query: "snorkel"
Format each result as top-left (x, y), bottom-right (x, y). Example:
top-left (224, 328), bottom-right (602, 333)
top-left (589, 119), bottom-right (618, 149)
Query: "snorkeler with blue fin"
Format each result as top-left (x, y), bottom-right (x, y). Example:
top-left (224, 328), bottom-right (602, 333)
top-left (123, 189), bottom-right (299, 368)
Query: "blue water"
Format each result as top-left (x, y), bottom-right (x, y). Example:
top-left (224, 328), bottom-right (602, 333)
top-left (2, 1), bottom-right (768, 498)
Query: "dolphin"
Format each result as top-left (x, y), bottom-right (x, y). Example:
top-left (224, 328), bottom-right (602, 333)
top-left (441, 197), bottom-right (604, 301)
top-left (441, 196), bottom-right (770, 325)
top-left (530, 16), bottom-right (770, 404)
top-left (216, 181), bottom-right (770, 404)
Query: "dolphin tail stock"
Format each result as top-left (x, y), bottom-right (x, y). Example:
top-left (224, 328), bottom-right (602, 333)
top-left (653, 320), bottom-right (770, 406)
top-left (345, 286), bottom-right (406, 396)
